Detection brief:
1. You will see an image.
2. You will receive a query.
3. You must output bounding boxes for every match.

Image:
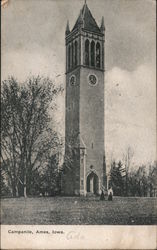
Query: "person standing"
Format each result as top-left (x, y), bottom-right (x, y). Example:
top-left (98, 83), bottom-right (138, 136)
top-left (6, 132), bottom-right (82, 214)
top-left (100, 190), bottom-right (105, 200)
top-left (108, 187), bottom-right (113, 201)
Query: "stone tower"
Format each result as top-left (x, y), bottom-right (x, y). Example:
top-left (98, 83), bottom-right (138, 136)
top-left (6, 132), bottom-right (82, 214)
top-left (62, 1), bottom-right (106, 196)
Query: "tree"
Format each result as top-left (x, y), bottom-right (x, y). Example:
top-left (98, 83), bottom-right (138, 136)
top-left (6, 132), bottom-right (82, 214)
top-left (127, 171), bottom-right (138, 196)
top-left (1, 163), bottom-right (12, 197)
top-left (40, 153), bottom-right (60, 196)
top-left (123, 146), bottom-right (134, 196)
top-left (1, 76), bottom-right (62, 197)
top-left (127, 165), bottom-right (151, 197)
top-left (127, 167), bottom-right (148, 197)
top-left (109, 160), bottom-right (124, 196)
top-left (148, 162), bottom-right (157, 197)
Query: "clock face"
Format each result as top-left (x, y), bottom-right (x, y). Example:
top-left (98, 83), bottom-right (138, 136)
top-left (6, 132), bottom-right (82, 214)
top-left (69, 75), bottom-right (76, 86)
top-left (88, 74), bottom-right (98, 86)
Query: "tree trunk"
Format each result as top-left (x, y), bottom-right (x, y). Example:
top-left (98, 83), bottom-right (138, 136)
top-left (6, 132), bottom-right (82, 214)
top-left (23, 174), bottom-right (27, 198)
top-left (12, 180), bottom-right (17, 197)
top-left (125, 174), bottom-right (128, 196)
top-left (12, 187), bottom-right (17, 197)
top-left (24, 186), bottom-right (27, 198)
top-left (16, 185), bottom-right (19, 197)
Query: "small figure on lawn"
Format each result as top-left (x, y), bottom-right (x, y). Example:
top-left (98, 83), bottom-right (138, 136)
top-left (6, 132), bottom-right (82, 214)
top-left (100, 190), bottom-right (105, 200)
top-left (108, 187), bottom-right (113, 201)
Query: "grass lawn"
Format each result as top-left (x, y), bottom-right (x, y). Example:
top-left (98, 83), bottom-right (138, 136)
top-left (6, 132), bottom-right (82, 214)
top-left (1, 196), bottom-right (157, 225)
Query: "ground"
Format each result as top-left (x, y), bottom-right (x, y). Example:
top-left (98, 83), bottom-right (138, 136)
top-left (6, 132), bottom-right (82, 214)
top-left (1, 196), bottom-right (157, 225)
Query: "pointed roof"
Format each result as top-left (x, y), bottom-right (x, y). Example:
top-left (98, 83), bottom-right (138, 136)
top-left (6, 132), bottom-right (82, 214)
top-left (72, 2), bottom-right (101, 33)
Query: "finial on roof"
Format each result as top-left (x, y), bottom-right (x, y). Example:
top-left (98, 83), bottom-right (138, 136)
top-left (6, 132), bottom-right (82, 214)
top-left (85, 0), bottom-right (87, 4)
top-left (65, 20), bottom-right (70, 35)
top-left (100, 16), bottom-right (105, 33)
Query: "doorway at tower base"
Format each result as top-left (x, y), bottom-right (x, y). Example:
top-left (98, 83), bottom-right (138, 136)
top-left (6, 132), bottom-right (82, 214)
top-left (86, 171), bottom-right (100, 195)
top-left (79, 172), bottom-right (101, 196)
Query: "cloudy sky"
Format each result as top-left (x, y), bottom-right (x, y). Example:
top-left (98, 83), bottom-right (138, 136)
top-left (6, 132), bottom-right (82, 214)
top-left (2, 0), bottom-right (156, 166)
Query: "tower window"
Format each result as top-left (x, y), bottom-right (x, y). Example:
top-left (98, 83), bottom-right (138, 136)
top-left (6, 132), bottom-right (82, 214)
top-left (91, 41), bottom-right (95, 67)
top-left (72, 43), bottom-right (74, 68)
top-left (85, 39), bottom-right (89, 66)
top-left (68, 45), bottom-right (71, 70)
top-left (74, 41), bottom-right (78, 66)
top-left (96, 42), bottom-right (101, 68)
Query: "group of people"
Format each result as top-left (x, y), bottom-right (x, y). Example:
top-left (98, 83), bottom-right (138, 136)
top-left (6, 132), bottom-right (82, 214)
top-left (100, 186), bottom-right (113, 201)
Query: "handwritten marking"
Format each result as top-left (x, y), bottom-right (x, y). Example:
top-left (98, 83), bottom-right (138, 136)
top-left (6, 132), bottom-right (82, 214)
top-left (66, 231), bottom-right (85, 240)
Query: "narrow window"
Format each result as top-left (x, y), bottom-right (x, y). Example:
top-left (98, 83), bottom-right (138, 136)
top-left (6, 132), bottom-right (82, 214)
top-left (91, 41), bottom-right (95, 67)
top-left (70, 45), bottom-right (72, 69)
top-left (74, 41), bottom-right (78, 66)
top-left (68, 45), bottom-right (71, 70)
top-left (71, 43), bottom-right (74, 68)
top-left (85, 39), bottom-right (89, 66)
top-left (96, 42), bottom-right (101, 68)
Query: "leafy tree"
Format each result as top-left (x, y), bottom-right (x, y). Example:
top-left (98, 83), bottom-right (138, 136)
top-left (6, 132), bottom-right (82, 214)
top-left (1, 76), bottom-right (62, 197)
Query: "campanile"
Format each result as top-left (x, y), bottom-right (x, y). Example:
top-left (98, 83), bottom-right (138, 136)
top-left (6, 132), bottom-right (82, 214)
top-left (62, 1), bottom-right (106, 196)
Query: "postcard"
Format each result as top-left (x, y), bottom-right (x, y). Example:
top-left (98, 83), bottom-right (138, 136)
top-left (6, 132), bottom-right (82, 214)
top-left (1, 0), bottom-right (156, 249)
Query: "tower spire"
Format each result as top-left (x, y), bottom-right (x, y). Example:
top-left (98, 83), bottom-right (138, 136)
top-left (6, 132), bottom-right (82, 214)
top-left (65, 20), bottom-right (70, 35)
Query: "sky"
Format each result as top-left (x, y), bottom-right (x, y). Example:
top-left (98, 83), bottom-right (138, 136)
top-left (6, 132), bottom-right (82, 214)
top-left (1, 0), bottom-right (156, 166)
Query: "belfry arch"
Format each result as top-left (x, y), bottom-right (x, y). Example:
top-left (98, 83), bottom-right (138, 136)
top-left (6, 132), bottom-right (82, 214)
top-left (68, 45), bottom-right (71, 70)
top-left (85, 39), bottom-right (90, 66)
top-left (91, 40), bottom-right (95, 66)
top-left (74, 41), bottom-right (78, 66)
top-left (96, 42), bottom-right (101, 68)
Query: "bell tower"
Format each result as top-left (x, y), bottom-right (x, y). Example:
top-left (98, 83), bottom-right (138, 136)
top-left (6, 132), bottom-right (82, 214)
top-left (62, 1), bottom-right (106, 196)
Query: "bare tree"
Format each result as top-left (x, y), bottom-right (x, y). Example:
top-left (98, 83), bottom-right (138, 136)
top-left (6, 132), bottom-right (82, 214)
top-left (123, 146), bottom-right (134, 196)
top-left (1, 76), bottom-right (62, 197)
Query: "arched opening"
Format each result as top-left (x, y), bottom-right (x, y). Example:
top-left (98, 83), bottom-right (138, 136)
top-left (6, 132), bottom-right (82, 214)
top-left (96, 42), bottom-right (101, 68)
top-left (74, 41), bottom-right (78, 66)
top-left (85, 39), bottom-right (89, 66)
top-left (87, 171), bottom-right (99, 194)
top-left (68, 45), bottom-right (71, 70)
top-left (91, 41), bottom-right (95, 67)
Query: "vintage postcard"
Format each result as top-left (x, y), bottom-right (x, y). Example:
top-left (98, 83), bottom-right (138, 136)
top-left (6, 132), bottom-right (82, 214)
top-left (1, 0), bottom-right (156, 249)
